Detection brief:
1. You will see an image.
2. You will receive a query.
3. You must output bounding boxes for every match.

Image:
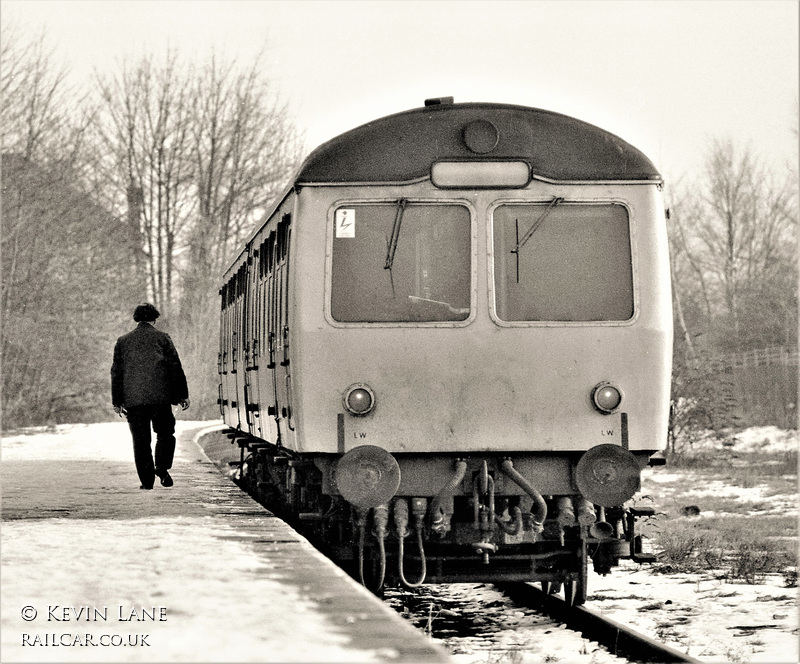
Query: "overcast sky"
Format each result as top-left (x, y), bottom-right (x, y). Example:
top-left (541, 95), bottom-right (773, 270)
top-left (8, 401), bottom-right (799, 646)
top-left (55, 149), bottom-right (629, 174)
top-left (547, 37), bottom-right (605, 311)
top-left (3, 0), bottom-right (798, 181)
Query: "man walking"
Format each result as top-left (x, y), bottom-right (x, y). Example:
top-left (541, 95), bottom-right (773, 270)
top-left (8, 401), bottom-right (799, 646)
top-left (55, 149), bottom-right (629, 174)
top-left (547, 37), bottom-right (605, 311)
top-left (111, 303), bottom-right (190, 490)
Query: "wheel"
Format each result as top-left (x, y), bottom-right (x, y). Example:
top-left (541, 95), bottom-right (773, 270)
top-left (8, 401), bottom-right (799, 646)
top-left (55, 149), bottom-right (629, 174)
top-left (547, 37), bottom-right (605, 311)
top-left (565, 540), bottom-right (588, 606)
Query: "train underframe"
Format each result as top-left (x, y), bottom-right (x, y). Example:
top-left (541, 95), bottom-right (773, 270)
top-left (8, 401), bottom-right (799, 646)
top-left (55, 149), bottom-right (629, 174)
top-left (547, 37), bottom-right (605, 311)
top-left (224, 430), bottom-right (656, 606)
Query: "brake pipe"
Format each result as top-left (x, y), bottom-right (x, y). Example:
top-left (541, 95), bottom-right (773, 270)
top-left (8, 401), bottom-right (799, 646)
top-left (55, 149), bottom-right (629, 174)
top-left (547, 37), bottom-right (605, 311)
top-left (500, 459), bottom-right (547, 535)
top-left (394, 498), bottom-right (427, 587)
top-left (575, 498), bottom-right (597, 526)
top-left (495, 505), bottom-right (523, 535)
top-left (430, 459), bottom-right (467, 534)
top-left (356, 508), bottom-right (368, 587)
top-left (373, 504), bottom-right (389, 590)
top-left (557, 496), bottom-right (577, 526)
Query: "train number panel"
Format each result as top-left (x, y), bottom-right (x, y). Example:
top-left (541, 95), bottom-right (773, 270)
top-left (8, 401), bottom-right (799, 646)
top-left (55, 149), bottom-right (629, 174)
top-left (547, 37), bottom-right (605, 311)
top-left (218, 99), bottom-right (672, 604)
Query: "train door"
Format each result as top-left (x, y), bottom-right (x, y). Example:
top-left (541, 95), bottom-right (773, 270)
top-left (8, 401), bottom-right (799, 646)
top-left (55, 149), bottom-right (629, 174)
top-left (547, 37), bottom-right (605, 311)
top-left (261, 230), bottom-right (275, 438)
top-left (245, 239), bottom-right (265, 440)
top-left (257, 230), bottom-right (278, 443)
top-left (233, 262), bottom-right (249, 430)
top-left (241, 244), bottom-right (260, 435)
top-left (271, 214), bottom-right (295, 445)
top-left (220, 258), bottom-right (247, 430)
top-left (218, 281), bottom-right (235, 426)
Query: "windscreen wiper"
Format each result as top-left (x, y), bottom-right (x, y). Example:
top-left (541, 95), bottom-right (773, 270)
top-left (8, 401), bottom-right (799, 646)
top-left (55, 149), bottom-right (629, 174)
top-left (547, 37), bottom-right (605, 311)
top-left (510, 196), bottom-right (564, 282)
top-left (408, 295), bottom-right (470, 315)
top-left (384, 198), bottom-right (408, 295)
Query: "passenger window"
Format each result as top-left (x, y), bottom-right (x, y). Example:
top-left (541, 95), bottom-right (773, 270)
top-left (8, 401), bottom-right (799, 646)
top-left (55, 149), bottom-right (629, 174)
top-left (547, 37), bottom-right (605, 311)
top-left (331, 203), bottom-right (471, 322)
top-left (493, 203), bottom-right (633, 322)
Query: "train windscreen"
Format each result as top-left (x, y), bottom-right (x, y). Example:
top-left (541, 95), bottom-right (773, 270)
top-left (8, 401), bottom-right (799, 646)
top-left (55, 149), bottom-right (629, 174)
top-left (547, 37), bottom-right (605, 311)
top-left (492, 202), bottom-right (634, 322)
top-left (331, 202), bottom-right (471, 322)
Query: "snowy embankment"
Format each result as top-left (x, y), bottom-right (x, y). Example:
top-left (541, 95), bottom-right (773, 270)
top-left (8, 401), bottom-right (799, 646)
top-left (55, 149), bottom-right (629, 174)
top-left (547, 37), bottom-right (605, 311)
top-left (2, 422), bottom-right (797, 663)
top-left (392, 426), bottom-right (798, 664)
top-left (0, 421), bottom-right (408, 663)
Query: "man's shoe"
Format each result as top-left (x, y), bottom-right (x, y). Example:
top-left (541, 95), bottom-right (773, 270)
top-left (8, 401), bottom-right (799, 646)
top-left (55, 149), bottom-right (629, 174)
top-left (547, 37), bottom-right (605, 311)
top-left (157, 470), bottom-right (173, 488)
top-left (140, 485), bottom-right (153, 490)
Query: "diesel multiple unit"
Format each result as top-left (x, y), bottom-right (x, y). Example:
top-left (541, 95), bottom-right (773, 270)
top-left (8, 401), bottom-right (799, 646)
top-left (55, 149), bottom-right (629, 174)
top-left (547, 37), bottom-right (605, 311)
top-left (217, 99), bottom-right (672, 604)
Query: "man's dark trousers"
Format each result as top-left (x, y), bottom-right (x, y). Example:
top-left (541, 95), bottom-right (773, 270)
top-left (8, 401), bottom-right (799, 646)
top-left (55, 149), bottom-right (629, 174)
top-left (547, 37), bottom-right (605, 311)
top-left (126, 404), bottom-right (176, 488)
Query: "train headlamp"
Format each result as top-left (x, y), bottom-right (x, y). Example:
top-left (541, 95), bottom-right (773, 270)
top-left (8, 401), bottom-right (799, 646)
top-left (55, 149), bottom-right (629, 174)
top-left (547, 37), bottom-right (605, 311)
top-left (343, 383), bottom-right (375, 416)
top-left (592, 382), bottom-right (623, 414)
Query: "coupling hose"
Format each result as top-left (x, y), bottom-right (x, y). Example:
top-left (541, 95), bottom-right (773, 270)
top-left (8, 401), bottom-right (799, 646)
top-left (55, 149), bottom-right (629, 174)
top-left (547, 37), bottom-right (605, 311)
top-left (430, 459), bottom-right (467, 531)
top-left (397, 499), bottom-right (427, 588)
top-left (500, 459), bottom-right (547, 533)
top-left (372, 504), bottom-right (389, 590)
top-left (356, 508), bottom-right (368, 587)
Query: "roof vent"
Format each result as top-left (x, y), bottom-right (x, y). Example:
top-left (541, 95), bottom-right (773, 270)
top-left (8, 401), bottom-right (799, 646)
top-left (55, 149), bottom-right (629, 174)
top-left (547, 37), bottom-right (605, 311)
top-left (424, 96), bottom-right (454, 107)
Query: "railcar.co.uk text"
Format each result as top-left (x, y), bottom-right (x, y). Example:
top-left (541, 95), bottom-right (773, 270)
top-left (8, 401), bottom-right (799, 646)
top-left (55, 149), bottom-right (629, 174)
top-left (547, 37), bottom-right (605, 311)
top-left (19, 605), bottom-right (166, 647)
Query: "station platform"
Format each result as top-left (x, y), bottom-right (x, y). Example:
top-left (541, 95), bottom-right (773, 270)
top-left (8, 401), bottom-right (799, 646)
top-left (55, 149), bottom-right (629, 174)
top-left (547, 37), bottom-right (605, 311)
top-left (0, 420), bottom-right (451, 663)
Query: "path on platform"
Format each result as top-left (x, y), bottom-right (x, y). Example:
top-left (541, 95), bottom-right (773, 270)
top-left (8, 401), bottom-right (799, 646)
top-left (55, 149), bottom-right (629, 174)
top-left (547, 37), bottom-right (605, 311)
top-left (1, 421), bottom-right (449, 663)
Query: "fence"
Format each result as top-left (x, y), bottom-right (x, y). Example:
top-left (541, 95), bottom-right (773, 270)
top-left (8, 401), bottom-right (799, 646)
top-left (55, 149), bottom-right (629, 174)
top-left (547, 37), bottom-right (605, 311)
top-left (729, 346), bottom-right (799, 369)
top-left (726, 346), bottom-right (797, 429)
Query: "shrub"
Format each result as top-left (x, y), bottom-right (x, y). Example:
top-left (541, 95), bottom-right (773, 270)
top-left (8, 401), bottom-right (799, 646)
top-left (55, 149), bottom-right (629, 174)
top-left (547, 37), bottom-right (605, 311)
top-left (725, 538), bottom-right (791, 584)
top-left (654, 519), bottom-right (793, 583)
top-left (654, 521), bottom-right (723, 572)
top-left (783, 567), bottom-right (797, 588)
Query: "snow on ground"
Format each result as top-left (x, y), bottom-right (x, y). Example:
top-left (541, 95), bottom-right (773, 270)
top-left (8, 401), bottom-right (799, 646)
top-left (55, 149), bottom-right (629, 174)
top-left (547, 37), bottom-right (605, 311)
top-left (725, 427), bottom-right (797, 455)
top-left (671, 426), bottom-right (797, 456)
top-left (591, 426), bottom-right (798, 663)
top-left (399, 563), bottom-right (797, 664)
top-left (1, 420), bottom-right (210, 462)
top-left (589, 561), bottom-right (797, 663)
top-left (2, 423), bottom-right (798, 663)
top-left (642, 466), bottom-right (797, 518)
top-left (2, 517), bottom-right (377, 662)
top-left (0, 421), bottom-right (428, 663)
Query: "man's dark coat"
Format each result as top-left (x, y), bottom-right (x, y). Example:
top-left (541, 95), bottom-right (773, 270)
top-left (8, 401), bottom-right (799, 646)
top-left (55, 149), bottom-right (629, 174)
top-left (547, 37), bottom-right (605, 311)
top-left (111, 323), bottom-right (189, 407)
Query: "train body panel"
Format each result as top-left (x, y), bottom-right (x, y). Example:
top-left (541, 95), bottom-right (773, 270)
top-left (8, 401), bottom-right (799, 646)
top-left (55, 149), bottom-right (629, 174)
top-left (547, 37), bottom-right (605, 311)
top-left (287, 181), bottom-right (670, 456)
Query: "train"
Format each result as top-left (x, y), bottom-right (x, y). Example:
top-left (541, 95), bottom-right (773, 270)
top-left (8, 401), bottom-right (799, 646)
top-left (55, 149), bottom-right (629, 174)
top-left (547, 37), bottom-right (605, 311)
top-left (214, 98), bottom-right (672, 605)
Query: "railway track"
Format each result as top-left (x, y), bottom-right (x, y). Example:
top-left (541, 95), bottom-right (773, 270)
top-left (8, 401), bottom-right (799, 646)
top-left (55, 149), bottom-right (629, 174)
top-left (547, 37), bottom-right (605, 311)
top-left (386, 581), bottom-right (702, 664)
top-left (220, 445), bottom-right (704, 663)
top-left (496, 582), bottom-right (701, 664)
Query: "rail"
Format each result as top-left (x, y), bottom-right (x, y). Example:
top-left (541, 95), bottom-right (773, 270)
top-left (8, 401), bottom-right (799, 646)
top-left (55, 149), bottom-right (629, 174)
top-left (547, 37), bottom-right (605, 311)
top-left (496, 582), bottom-right (702, 664)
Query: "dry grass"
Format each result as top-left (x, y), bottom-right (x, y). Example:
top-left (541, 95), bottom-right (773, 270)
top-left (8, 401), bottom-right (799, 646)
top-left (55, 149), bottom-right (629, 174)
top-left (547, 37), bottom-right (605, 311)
top-left (646, 447), bottom-right (797, 584)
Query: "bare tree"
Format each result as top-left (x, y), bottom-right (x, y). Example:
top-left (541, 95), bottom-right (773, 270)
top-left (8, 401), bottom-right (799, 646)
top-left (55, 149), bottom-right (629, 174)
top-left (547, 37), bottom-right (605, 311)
top-left (92, 52), bottom-right (196, 310)
top-left (696, 140), bottom-right (796, 351)
top-left (180, 53), bottom-right (303, 415)
top-left (666, 138), bottom-right (798, 442)
top-left (184, 53), bottom-right (300, 292)
top-left (1, 22), bottom-right (67, 160)
top-left (1, 24), bottom-right (138, 428)
top-left (670, 140), bottom-right (797, 353)
top-left (89, 49), bottom-right (304, 416)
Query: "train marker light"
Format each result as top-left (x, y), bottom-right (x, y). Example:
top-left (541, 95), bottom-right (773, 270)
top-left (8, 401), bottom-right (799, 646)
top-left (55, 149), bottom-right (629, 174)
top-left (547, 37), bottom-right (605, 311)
top-left (592, 382), bottom-right (623, 414)
top-left (343, 383), bottom-right (375, 416)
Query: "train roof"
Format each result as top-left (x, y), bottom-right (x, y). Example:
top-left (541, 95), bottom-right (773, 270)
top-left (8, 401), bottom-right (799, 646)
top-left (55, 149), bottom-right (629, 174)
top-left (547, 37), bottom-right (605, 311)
top-left (296, 100), bottom-right (661, 184)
